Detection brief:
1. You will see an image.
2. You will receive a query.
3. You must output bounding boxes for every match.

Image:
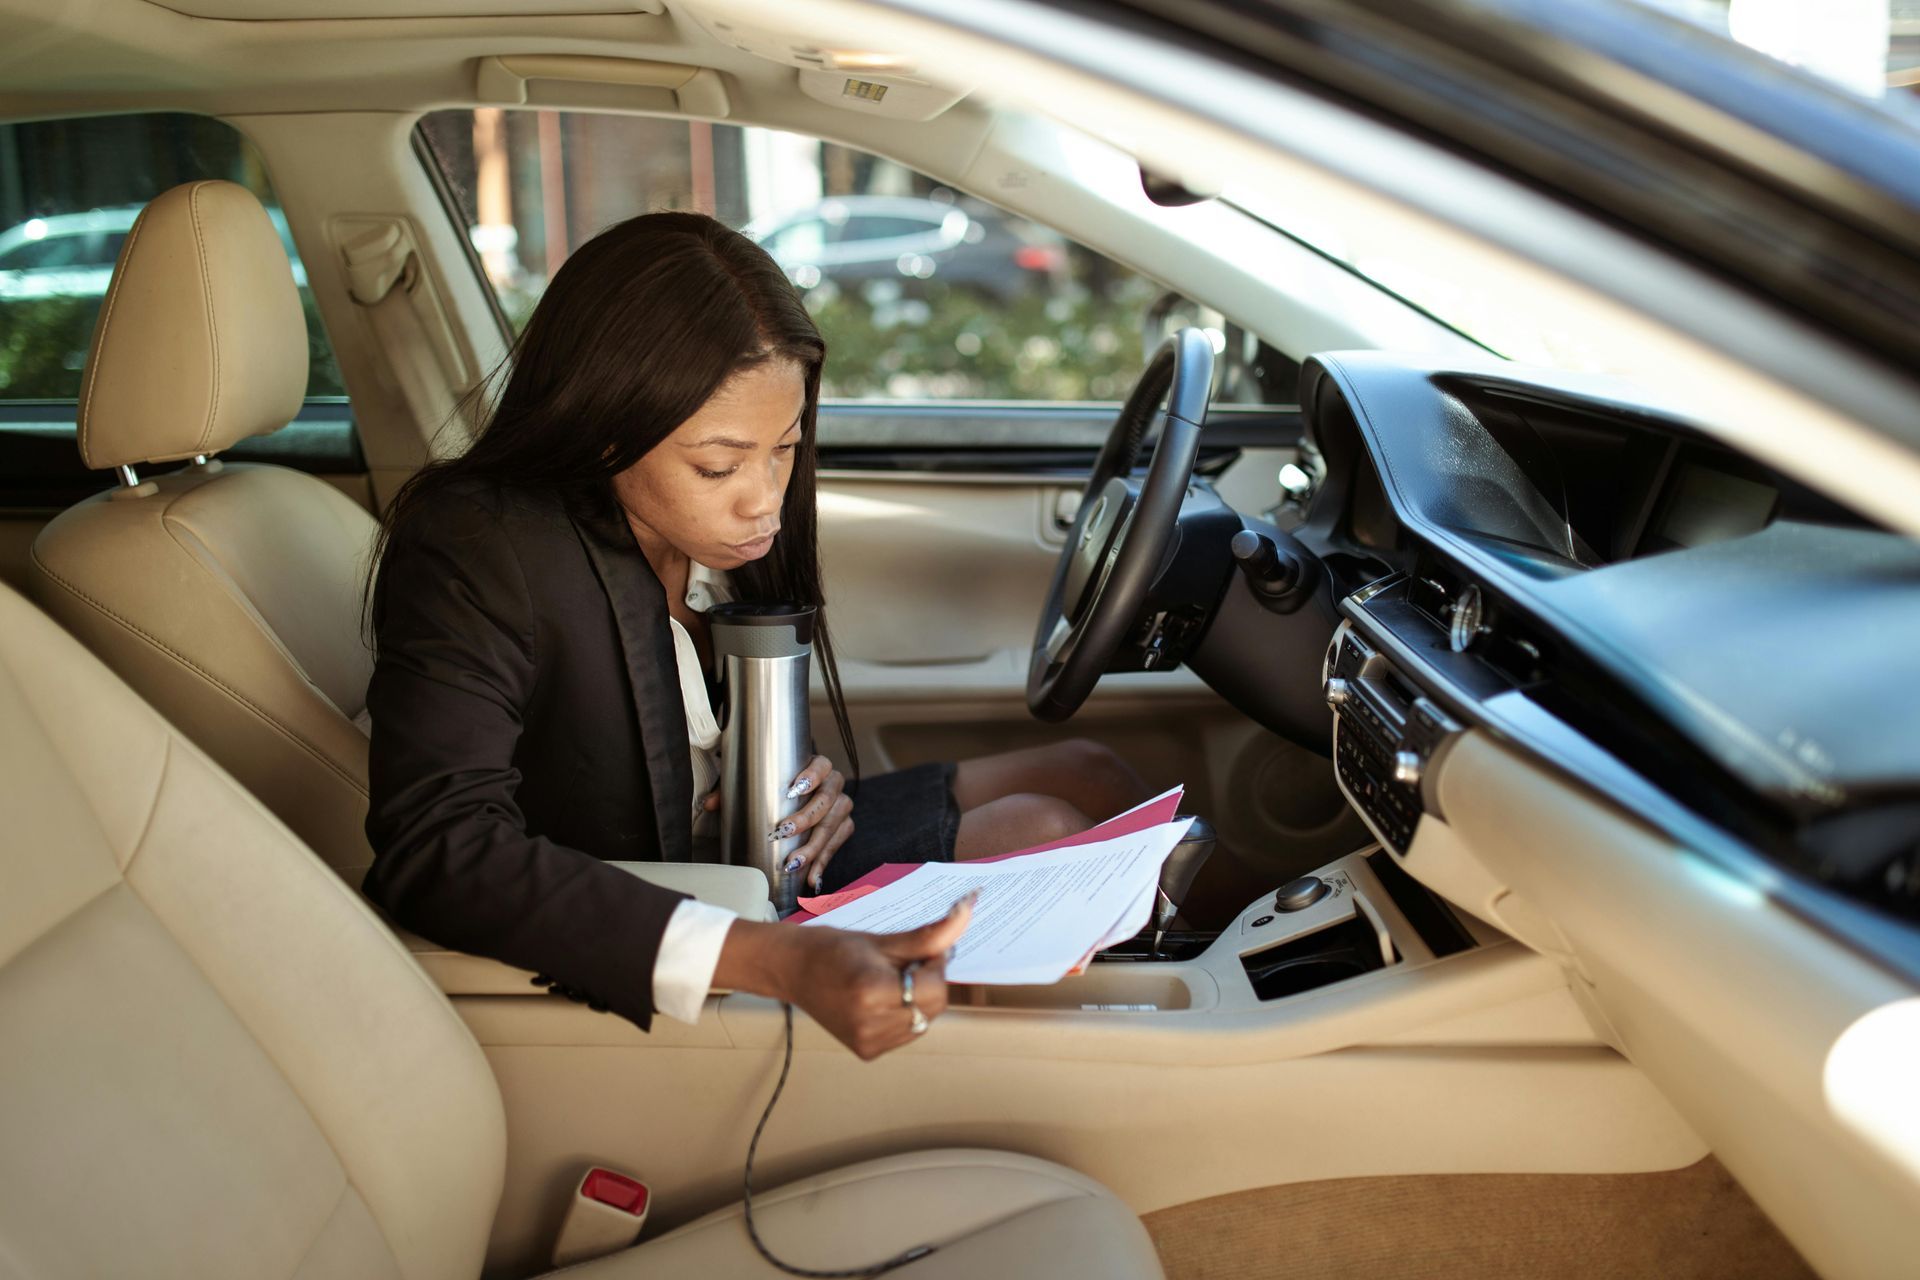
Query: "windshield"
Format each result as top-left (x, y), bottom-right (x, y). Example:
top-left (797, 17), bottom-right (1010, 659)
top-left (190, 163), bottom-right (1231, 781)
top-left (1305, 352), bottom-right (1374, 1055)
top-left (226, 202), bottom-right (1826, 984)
top-left (1229, 0), bottom-right (1920, 375)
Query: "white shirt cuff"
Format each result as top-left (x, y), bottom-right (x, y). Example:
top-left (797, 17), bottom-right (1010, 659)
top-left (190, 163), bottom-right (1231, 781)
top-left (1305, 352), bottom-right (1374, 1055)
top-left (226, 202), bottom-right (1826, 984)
top-left (652, 898), bottom-right (738, 1024)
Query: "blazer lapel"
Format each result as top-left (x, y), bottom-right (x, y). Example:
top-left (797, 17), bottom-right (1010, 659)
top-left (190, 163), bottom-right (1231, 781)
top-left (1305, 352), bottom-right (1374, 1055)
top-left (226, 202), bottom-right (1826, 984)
top-left (570, 495), bottom-right (695, 864)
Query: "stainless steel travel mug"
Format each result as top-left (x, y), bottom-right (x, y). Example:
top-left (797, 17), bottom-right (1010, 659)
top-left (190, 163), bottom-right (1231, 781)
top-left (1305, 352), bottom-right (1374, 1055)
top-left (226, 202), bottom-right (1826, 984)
top-left (712, 602), bottom-right (815, 914)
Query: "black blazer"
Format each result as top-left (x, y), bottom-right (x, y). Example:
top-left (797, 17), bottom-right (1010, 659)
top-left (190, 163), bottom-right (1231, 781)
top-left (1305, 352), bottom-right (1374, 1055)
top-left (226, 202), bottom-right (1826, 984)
top-left (363, 479), bottom-right (701, 1030)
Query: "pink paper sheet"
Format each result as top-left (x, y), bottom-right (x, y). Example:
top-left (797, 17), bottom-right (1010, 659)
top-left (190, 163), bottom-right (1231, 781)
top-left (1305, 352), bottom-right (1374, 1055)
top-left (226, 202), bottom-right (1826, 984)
top-left (788, 785), bottom-right (1185, 921)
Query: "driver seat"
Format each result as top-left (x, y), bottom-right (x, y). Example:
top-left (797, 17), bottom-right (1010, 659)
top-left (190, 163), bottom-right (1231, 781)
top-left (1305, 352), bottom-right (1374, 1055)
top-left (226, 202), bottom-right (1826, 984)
top-left (0, 578), bottom-right (1164, 1279)
top-left (27, 179), bottom-right (378, 886)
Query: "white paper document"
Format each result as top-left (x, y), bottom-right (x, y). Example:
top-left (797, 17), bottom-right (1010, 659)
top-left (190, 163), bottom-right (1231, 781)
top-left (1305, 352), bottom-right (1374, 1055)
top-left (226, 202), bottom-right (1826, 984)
top-left (801, 817), bottom-right (1193, 984)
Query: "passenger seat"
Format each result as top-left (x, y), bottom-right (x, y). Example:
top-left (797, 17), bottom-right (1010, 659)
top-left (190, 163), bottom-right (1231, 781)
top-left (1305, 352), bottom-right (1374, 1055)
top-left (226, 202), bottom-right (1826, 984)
top-left (28, 179), bottom-right (378, 886)
top-left (0, 579), bottom-right (1164, 1279)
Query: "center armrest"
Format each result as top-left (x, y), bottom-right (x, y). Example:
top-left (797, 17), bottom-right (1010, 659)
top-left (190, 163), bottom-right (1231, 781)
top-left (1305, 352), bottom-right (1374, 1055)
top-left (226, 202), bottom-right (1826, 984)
top-left (607, 861), bottom-right (778, 922)
top-left (400, 861), bottom-right (776, 997)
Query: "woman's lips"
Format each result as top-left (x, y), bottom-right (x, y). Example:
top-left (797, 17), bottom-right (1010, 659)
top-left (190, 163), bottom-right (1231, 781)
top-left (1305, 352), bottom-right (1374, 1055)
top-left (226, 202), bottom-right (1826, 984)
top-left (728, 531), bottom-right (778, 557)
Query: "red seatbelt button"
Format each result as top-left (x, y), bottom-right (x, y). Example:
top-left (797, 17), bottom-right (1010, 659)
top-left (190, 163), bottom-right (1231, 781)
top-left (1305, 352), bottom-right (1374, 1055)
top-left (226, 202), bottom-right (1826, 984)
top-left (581, 1168), bottom-right (649, 1217)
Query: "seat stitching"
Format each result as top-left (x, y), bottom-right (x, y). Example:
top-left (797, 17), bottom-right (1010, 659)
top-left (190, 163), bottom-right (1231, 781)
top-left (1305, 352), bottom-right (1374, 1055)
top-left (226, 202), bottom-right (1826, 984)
top-left (188, 182), bottom-right (222, 455)
top-left (157, 492), bottom-right (344, 715)
top-left (649, 1171), bottom-right (1109, 1265)
top-left (114, 874), bottom-right (386, 1276)
top-left (77, 201), bottom-right (148, 468)
top-left (29, 546), bottom-right (367, 796)
top-left (0, 880), bottom-right (127, 1000)
top-left (118, 735), bottom-right (172, 877)
top-left (655, 1152), bottom-right (1100, 1241)
top-left (285, 1177), bottom-right (356, 1279)
top-left (120, 792), bottom-right (481, 1280)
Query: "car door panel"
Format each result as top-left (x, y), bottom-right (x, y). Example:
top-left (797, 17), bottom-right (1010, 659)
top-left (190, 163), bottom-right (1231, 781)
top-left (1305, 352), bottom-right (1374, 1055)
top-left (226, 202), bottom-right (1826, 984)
top-left (813, 426), bottom-right (1365, 876)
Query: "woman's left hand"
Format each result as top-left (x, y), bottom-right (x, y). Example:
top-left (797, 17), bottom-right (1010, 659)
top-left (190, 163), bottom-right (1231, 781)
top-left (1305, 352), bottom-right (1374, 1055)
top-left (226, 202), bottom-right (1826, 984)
top-left (774, 755), bottom-right (854, 892)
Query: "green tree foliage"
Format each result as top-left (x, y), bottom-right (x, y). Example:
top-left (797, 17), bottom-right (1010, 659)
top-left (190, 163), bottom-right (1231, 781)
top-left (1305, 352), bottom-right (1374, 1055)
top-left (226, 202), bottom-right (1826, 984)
top-left (0, 291), bottom-right (344, 400)
top-left (806, 274), bottom-right (1158, 401)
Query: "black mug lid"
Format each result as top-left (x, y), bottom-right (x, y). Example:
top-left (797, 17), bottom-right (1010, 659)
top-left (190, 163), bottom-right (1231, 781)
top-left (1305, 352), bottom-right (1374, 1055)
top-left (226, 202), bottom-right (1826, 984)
top-left (708, 601), bottom-right (816, 647)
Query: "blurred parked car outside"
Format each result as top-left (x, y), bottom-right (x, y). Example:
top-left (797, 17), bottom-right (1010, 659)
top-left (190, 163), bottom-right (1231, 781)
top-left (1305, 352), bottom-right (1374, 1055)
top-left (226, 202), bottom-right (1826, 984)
top-left (745, 193), bottom-right (1067, 302)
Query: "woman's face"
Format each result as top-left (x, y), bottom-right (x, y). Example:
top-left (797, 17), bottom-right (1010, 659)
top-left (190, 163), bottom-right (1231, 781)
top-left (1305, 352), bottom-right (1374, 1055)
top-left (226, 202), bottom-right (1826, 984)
top-left (614, 358), bottom-right (807, 571)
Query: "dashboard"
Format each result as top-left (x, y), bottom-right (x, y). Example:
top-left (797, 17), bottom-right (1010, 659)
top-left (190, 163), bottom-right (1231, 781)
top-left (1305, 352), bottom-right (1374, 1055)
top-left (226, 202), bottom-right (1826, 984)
top-left (1278, 351), bottom-right (1920, 978)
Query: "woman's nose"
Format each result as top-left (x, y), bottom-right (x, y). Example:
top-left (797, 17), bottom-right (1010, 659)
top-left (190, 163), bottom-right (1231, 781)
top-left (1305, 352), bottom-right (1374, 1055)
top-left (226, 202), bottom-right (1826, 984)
top-left (740, 456), bottom-right (784, 518)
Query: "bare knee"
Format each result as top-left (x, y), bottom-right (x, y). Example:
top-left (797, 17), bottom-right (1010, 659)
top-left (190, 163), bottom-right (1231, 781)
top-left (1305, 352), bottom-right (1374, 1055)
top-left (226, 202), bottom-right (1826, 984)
top-left (957, 792), bottom-right (1090, 857)
top-left (1054, 737), bottom-right (1144, 807)
top-left (1008, 792), bottom-right (1090, 845)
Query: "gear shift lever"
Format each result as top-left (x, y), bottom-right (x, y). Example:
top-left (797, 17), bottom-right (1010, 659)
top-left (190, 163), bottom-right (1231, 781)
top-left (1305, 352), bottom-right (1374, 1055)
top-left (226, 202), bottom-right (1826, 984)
top-left (1151, 816), bottom-right (1216, 958)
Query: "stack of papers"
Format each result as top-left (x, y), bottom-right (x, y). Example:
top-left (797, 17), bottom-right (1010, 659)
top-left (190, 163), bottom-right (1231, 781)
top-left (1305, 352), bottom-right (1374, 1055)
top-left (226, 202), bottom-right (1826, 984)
top-left (795, 786), bottom-right (1190, 985)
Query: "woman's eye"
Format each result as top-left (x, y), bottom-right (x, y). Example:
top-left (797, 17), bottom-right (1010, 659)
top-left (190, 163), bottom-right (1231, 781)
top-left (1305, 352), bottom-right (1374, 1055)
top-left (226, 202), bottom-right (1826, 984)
top-left (694, 465), bottom-right (737, 480)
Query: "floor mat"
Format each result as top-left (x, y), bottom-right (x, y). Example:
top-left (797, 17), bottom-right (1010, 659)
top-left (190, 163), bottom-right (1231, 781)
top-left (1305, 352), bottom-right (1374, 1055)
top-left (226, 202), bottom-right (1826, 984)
top-left (1142, 1157), bottom-right (1814, 1279)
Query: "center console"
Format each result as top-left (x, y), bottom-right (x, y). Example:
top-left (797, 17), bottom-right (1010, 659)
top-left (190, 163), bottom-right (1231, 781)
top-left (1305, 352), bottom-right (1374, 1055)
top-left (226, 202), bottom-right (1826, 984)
top-left (950, 840), bottom-right (1497, 1015)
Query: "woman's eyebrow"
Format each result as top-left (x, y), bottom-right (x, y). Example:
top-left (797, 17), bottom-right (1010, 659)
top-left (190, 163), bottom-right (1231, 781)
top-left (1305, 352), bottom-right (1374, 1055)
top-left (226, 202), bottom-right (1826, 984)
top-left (680, 410), bottom-right (803, 451)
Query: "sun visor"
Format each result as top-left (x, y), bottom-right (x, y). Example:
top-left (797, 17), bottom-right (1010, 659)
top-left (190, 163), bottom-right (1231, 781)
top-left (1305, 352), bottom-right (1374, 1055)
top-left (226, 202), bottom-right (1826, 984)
top-left (684, 7), bottom-right (971, 120)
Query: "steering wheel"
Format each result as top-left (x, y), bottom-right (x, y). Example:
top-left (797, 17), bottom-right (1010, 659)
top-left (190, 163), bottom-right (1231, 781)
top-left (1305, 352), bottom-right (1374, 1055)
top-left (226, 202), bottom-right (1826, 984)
top-left (1027, 327), bottom-right (1213, 721)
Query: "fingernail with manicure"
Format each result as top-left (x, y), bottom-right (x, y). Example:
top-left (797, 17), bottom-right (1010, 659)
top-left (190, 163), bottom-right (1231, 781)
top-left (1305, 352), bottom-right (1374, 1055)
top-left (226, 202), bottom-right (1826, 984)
top-left (783, 854), bottom-right (804, 873)
top-left (768, 821), bottom-right (797, 841)
top-left (786, 777), bottom-right (813, 800)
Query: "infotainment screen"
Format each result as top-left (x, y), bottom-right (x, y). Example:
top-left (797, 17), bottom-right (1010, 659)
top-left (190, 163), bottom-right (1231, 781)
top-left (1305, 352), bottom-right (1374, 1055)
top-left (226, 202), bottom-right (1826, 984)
top-left (1645, 462), bottom-right (1779, 552)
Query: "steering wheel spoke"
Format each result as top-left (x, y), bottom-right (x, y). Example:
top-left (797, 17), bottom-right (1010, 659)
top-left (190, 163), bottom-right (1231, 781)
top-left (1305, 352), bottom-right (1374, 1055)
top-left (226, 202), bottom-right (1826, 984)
top-left (1027, 329), bottom-right (1214, 721)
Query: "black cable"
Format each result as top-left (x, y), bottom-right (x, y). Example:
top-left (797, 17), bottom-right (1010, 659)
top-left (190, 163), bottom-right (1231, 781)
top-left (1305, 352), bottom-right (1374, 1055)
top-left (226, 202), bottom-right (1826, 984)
top-left (741, 1002), bottom-right (938, 1277)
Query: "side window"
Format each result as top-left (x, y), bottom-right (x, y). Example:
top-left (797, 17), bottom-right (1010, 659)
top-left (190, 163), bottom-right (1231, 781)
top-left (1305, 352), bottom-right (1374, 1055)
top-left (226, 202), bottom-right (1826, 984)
top-left (417, 111), bottom-right (1296, 406)
top-left (0, 113), bottom-right (345, 406)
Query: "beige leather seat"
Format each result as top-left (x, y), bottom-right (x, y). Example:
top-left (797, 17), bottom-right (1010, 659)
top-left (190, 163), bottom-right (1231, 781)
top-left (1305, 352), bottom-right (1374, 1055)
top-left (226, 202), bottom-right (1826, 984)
top-left (28, 178), bottom-right (378, 886)
top-left (0, 579), bottom-right (1163, 1279)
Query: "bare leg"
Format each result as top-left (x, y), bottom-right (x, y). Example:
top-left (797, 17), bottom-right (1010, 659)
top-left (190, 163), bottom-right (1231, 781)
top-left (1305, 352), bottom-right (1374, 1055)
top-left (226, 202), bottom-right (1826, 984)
top-left (952, 737), bottom-right (1150, 818)
top-left (950, 738), bottom-right (1152, 860)
top-left (954, 794), bottom-right (1089, 859)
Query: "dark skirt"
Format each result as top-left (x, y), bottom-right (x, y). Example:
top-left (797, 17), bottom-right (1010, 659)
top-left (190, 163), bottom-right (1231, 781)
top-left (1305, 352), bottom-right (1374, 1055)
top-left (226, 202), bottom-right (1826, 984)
top-left (816, 760), bottom-right (960, 894)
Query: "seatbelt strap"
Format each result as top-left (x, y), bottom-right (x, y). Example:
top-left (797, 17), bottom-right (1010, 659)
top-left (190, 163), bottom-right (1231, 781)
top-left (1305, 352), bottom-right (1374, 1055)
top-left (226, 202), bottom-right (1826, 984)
top-left (343, 224), bottom-right (473, 461)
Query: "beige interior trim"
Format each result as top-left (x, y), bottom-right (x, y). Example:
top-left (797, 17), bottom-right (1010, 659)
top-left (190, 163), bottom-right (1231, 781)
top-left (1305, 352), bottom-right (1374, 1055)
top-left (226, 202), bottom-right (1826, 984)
top-left (475, 54), bottom-right (731, 118)
top-left (1430, 730), bottom-right (1920, 1280)
top-left (439, 848), bottom-right (1704, 1274)
top-left (408, 862), bottom-right (777, 996)
top-left (459, 941), bottom-right (1702, 1275)
top-left (227, 111), bottom-right (511, 510)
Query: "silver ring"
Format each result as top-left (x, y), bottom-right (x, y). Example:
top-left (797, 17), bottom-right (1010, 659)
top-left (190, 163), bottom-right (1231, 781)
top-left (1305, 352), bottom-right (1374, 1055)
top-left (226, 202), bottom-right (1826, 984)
top-left (909, 1006), bottom-right (929, 1035)
top-left (899, 962), bottom-right (917, 1008)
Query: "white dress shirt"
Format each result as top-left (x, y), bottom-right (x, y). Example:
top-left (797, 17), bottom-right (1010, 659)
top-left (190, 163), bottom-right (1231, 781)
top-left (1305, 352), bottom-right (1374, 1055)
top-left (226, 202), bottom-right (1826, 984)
top-left (651, 560), bottom-right (743, 1024)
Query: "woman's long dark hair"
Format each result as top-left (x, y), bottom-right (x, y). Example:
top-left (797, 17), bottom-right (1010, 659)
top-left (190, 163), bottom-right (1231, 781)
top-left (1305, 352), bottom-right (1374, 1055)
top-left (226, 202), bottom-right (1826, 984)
top-left (369, 210), bottom-right (857, 778)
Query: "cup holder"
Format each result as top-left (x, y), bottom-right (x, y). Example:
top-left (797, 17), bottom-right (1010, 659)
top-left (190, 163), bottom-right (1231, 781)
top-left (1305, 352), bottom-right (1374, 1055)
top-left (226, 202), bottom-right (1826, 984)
top-left (1239, 913), bottom-right (1389, 1001)
top-left (1091, 930), bottom-right (1218, 963)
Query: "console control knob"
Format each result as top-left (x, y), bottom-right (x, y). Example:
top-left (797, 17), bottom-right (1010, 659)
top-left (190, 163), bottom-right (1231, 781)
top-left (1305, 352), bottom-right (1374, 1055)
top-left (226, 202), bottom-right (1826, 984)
top-left (1392, 750), bottom-right (1424, 786)
top-left (1325, 677), bottom-right (1352, 708)
top-left (1274, 875), bottom-right (1330, 912)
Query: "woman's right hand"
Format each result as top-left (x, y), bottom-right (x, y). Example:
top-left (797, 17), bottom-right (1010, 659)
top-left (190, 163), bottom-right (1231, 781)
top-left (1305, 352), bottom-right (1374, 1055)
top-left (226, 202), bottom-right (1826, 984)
top-left (713, 894), bottom-right (975, 1060)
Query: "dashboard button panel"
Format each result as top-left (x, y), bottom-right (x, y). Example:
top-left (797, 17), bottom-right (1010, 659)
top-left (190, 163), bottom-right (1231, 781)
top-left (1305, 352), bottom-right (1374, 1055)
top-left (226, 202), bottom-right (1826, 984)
top-left (1326, 621), bottom-right (1461, 856)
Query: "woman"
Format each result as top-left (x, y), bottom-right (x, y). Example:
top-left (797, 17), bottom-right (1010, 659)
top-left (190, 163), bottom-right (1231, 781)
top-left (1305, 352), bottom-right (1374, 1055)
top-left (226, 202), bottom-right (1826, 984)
top-left (364, 211), bottom-right (1147, 1059)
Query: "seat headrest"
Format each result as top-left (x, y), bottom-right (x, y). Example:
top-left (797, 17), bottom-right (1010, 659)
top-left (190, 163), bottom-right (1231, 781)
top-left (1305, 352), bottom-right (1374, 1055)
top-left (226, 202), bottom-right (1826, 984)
top-left (77, 180), bottom-right (309, 470)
